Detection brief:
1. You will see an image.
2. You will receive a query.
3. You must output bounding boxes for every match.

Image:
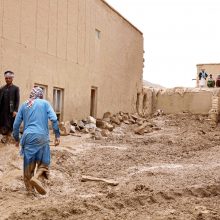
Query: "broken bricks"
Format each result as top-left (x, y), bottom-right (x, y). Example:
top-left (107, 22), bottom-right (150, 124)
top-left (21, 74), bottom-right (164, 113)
top-left (60, 111), bottom-right (155, 138)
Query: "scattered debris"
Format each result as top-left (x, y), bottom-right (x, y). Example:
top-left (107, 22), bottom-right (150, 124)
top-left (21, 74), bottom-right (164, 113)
top-left (81, 175), bottom-right (119, 186)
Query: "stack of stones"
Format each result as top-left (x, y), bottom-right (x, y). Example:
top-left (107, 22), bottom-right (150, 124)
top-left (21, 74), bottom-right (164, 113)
top-left (59, 111), bottom-right (160, 138)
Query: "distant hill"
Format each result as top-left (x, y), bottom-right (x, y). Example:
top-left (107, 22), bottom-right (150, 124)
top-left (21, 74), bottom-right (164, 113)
top-left (143, 80), bottom-right (165, 89)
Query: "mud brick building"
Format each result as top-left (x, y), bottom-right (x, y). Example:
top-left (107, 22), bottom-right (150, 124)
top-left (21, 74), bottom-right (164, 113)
top-left (0, 0), bottom-right (143, 120)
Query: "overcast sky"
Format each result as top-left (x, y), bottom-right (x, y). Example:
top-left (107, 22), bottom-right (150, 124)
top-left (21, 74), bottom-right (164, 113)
top-left (105, 0), bottom-right (220, 88)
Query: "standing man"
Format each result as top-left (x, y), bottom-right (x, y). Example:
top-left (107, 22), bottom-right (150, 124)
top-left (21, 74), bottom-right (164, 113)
top-left (207, 74), bottom-right (215, 88)
top-left (198, 69), bottom-right (208, 88)
top-left (0, 71), bottom-right (20, 143)
top-left (13, 87), bottom-right (60, 195)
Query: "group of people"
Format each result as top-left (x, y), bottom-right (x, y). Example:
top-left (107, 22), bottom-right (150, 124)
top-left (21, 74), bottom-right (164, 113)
top-left (0, 71), bottom-right (60, 195)
top-left (198, 69), bottom-right (220, 88)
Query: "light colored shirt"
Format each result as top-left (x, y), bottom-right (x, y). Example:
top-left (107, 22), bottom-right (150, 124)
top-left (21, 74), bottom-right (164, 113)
top-left (13, 99), bottom-right (60, 142)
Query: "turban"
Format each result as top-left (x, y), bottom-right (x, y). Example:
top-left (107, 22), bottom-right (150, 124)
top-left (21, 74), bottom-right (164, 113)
top-left (26, 87), bottom-right (44, 108)
top-left (29, 87), bottom-right (43, 99)
top-left (4, 71), bottom-right (14, 78)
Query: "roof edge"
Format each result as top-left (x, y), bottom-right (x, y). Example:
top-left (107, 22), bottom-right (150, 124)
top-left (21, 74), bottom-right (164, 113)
top-left (197, 63), bottom-right (220, 66)
top-left (101, 0), bottom-right (143, 35)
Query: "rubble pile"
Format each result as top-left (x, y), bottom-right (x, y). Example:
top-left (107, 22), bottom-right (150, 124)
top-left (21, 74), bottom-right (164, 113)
top-left (59, 111), bottom-right (161, 139)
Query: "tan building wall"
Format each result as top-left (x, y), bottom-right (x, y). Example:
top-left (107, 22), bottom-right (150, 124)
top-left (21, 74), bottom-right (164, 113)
top-left (141, 87), bottom-right (220, 115)
top-left (0, 0), bottom-right (143, 121)
top-left (196, 63), bottom-right (220, 87)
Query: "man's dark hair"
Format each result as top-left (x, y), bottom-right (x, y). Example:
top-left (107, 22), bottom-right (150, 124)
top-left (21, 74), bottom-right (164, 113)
top-left (4, 70), bottom-right (14, 75)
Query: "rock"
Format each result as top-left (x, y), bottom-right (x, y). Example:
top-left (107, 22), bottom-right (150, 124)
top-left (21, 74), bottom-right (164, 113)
top-left (85, 123), bottom-right (96, 129)
top-left (134, 122), bottom-right (150, 135)
top-left (87, 116), bottom-right (96, 124)
top-left (110, 116), bottom-right (120, 125)
top-left (117, 115), bottom-right (123, 122)
top-left (122, 115), bottom-right (129, 121)
top-left (101, 129), bottom-right (110, 137)
top-left (94, 131), bottom-right (103, 140)
top-left (105, 122), bottom-right (114, 131)
top-left (119, 111), bottom-right (124, 116)
top-left (70, 119), bottom-right (77, 126)
top-left (102, 117), bottom-right (111, 123)
top-left (123, 120), bottom-right (130, 124)
top-left (59, 121), bottom-right (71, 136)
top-left (153, 109), bottom-right (164, 116)
top-left (144, 127), bottom-right (153, 133)
top-left (96, 119), bottom-right (106, 128)
top-left (131, 114), bottom-right (139, 121)
top-left (70, 125), bottom-right (76, 133)
top-left (96, 119), bottom-right (114, 131)
top-left (129, 118), bottom-right (136, 124)
top-left (82, 118), bottom-right (87, 123)
top-left (136, 118), bottom-right (144, 125)
top-left (103, 112), bottom-right (112, 119)
top-left (78, 120), bottom-right (85, 129)
top-left (153, 126), bottom-right (161, 131)
top-left (134, 127), bottom-right (145, 135)
top-left (81, 128), bottom-right (89, 133)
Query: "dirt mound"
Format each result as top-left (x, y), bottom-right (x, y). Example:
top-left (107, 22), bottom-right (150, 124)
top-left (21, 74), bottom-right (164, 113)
top-left (0, 113), bottom-right (220, 219)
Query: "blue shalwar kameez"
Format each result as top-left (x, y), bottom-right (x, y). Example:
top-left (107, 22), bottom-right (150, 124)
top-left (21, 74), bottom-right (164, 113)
top-left (13, 98), bottom-right (60, 192)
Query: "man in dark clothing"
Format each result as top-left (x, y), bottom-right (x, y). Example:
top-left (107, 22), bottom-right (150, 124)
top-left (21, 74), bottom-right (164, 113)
top-left (0, 70), bottom-right (20, 143)
top-left (207, 74), bottom-right (215, 88)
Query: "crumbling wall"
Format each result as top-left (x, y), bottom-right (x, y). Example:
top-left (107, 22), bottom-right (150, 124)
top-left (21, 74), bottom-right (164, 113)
top-left (140, 87), bottom-right (220, 116)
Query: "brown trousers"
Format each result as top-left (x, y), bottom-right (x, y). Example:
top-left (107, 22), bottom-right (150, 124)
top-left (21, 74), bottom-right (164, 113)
top-left (24, 161), bottom-right (49, 191)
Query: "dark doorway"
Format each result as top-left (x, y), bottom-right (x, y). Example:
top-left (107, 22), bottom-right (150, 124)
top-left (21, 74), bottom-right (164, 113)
top-left (90, 87), bottom-right (97, 117)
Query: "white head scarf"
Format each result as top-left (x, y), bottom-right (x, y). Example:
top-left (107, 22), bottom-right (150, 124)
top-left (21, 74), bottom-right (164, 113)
top-left (26, 87), bottom-right (44, 108)
top-left (4, 71), bottom-right (14, 78)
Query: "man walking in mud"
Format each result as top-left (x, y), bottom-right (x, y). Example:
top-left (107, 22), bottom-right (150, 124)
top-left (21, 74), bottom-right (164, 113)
top-left (13, 87), bottom-right (60, 195)
top-left (0, 71), bottom-right (20, 144)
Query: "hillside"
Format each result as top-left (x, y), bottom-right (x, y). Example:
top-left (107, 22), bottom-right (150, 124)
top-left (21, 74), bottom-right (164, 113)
top-left (143, 80), bottom-right (165, 88)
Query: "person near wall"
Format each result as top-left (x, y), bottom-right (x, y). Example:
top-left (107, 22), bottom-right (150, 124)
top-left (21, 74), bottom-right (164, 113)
top-left (215, 75), bottom-right (220, 87)
top-left (0, 71), bottom-right (20, 144)
top-left (198, 69), bottom-right (208, 88)
top-left (207, 74), bottom-right (215, 88)
top-left (13, 87), bottom-right (60, 195)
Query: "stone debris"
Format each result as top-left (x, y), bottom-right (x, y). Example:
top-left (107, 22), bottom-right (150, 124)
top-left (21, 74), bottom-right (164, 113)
top-left (81, 175), bottom-right (119, 186)
top-left (131, 113), bottom-right (139, 121)
top-left (70, 125), bottom-right (76, 133)
top-left (134, 122), bottom-right (148, 135)
top-left (70, 119), bottom-right (77, 126)
top-left (93, 131), bottom-right (103, 140)
top-left (103, 112), bottom-right (112, 119)
top-left (101, 129), bottom-right (111, 137)
top-left (59, 121), bottom-right (71, 136)
top-left (59, 111), bottom-right (158, 138)
top-left (123, 120), bottom-right (130, 124)
top-left (85, 123), bottom-right (96, 129)
top-left (122, 114), bottom-right (129, 121)
top-left (153, 109), bottom-right (164, 117)
top-left (129, 118), bottom-right (136, 124)
top-left (86, 116), bottom-right (96, 124)
top-left (78, 121), bottom-right (85, 130)
top-left (110, 116), bottom-right (121, 125)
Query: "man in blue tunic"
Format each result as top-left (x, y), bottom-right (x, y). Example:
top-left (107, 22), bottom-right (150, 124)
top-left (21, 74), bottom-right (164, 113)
top-left (13, 87), bottom-right (60, 195)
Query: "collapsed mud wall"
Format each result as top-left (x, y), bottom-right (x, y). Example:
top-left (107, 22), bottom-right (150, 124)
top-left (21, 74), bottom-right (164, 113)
top-left (140, 87), bottom-right (220, 116)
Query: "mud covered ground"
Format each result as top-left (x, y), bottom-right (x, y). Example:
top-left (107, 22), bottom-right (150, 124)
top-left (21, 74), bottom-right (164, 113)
top-left (0, 113), bottom-right (220, 220)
